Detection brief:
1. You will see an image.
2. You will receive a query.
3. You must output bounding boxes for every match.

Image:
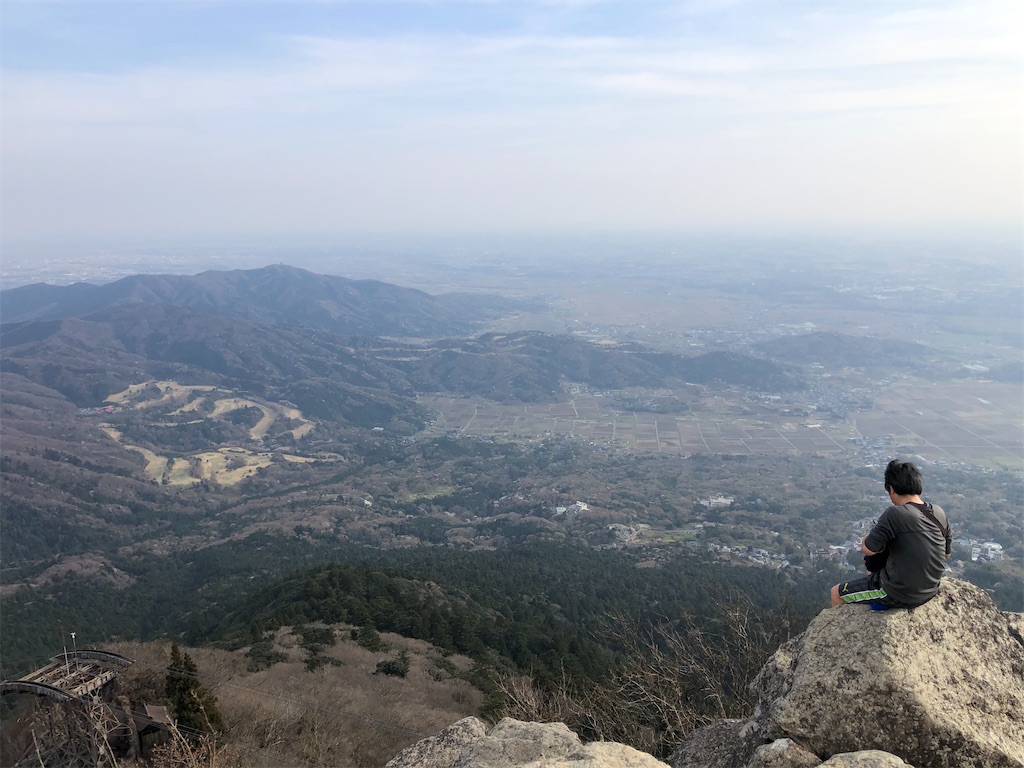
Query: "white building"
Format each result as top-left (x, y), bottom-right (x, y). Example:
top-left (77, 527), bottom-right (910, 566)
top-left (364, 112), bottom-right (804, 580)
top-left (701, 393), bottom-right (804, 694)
top-left (700, 495), bottom-right (734, 508)
top-left (981, 542), bottom-right (1004, 561)
top-left (971, 542), bottom-right (1004, 562)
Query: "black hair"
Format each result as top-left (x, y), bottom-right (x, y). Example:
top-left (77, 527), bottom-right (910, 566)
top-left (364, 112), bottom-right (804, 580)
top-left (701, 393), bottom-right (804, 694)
top-left (884, 459), bottom-right (923, 496)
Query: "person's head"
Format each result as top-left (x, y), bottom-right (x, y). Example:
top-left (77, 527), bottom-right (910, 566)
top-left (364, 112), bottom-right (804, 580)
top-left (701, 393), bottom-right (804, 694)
top-left (884, 459), bottom-right (923, 497)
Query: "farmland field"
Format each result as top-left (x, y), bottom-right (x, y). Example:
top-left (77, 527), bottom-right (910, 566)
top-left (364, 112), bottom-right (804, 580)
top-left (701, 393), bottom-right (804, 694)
top-left (419, 377), bottom-right (1023, 470)
top-left (857, 381), bottom-right (1022, 469)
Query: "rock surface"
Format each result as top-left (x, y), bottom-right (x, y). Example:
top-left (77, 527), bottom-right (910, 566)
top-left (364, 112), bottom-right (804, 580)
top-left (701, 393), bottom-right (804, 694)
top-left (385, 717), bottom-right (670, 768)
top-left (818, 751), bottom-right (912, 767)
top-left (669, 719), bottom-right (760, 768)
top-left (748, 738), bottom-right (821, 767)
top-left (749, 578), bottom-right (1024, 768)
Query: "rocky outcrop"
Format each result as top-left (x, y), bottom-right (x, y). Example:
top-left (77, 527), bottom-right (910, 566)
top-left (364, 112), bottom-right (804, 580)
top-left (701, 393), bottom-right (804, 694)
top-left (385, 717), bottom-right (668, 768)
top-left (389, 579), bottom-right (1023, 768)
top-left (672, 577), bottom-right (1024, 768)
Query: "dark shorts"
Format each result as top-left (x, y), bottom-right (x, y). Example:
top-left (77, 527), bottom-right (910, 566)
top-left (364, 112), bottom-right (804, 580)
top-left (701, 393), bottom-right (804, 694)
top-left (837, 572), bottom-right (895, 606)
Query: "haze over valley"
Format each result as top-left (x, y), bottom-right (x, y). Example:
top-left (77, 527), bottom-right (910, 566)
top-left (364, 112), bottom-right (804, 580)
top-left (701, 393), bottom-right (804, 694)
top-left (3, 251), bottom-right (1020, 600)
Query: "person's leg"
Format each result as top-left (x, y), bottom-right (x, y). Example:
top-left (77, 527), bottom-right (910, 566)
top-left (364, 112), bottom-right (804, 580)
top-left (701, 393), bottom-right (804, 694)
top-left (831, 573), bottom-right (887, 607)
top-left (830, 583), bottom-right (844, 607)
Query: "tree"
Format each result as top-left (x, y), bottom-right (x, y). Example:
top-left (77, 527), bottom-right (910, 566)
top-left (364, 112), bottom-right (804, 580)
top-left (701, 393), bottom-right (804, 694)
top-left (166, 643), bottom-right (224, 735)
top-left (374, 651), bottom-right (410, 677)
top-left (494, 588), bottom-right (798, 758)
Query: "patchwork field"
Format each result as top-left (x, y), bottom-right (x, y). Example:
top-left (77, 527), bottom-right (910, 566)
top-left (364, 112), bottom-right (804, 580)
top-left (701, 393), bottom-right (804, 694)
top-left (420, 377), bottom-right (1023, 470)
top-left (856, 381), bottom-right (1023, 469)
top-left (419, 393), bottom-right (858, 458)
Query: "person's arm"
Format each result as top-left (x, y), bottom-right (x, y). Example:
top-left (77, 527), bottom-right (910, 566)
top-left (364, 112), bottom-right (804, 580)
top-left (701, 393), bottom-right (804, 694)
top-left (863, 509), bottom-right (895, 555)
top-left (861, 534), bottom-right (881, 555)
top-left (934, 504), bottom-right (952, 558)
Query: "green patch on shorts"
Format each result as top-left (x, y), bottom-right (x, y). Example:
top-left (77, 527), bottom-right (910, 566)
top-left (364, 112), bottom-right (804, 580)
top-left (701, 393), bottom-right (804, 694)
top-left (839, 573), bottom-right (888, 604)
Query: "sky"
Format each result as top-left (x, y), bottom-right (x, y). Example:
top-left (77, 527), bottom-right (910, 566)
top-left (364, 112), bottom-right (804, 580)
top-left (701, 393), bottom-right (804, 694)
top-left (2, 0), bottom-right (1022, 247)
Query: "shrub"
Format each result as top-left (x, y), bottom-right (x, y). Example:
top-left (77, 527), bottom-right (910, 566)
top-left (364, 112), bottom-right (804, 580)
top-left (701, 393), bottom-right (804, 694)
top-left (245, 638), bottom-right (288, 672)
top-left (352, 625), bottom-right (388, 652)
top-left (374, 651), bottom-right (410, 678)
top-left (295, 624), bottom-right (336, 648)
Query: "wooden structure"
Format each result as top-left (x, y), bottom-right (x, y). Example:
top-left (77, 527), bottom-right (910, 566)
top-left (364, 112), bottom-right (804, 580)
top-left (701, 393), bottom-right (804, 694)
top-left (0, 649), bottom-right (133, 702)
top-left (0, 650), bottom-right (146, 767)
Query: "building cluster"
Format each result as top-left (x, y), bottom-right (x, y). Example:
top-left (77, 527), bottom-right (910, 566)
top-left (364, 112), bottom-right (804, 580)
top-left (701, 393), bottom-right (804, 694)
top-left (554, 501), bottom-right (590, 515)
top-left (704, 541), bottom-right (791, 569)
top-left (699, 495), bottom-right (734, 508)
top-left (971, 541), bottom-right (1004, 562)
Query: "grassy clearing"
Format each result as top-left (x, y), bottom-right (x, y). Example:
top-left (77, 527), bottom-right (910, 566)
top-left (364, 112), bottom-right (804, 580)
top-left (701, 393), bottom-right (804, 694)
top-left (403, 486), bottom-right (457, 502)
top-left (172, 397), bottom-right (207, 414)
top-left (167, 458), bottom-right (200, 486)
top-left (642, 529), bottom-right (697, 544)
top-left (100, 425), bottom-right (168, 481)
top-left (210, 397), bottom-right (276, 439)
top-left (108, 628), bottom-right (482, 768)
top-left (98, 380), bottom-right (324, 486)
top-left (107, 381), bottom-right (216, 408)
top-left (206, 394), bottom-right (315, 440)
top-left (183, 448), bottom-right (318, 486)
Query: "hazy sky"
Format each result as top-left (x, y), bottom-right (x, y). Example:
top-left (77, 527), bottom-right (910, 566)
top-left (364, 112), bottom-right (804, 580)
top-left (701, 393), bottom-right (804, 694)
top-left (2, 0), bottom-right (1021, 245)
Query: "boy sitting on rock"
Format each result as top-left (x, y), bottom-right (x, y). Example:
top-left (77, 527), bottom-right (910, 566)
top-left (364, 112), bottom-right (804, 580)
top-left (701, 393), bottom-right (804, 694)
top-left (831, 459), bottom-right (951, 609)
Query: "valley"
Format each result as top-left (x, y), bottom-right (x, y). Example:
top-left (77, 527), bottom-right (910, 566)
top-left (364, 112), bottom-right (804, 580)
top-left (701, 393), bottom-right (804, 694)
top-left (0, 257), bottom-right (1020, 767)
top-left (419, 375), bottom-right (1023, 470)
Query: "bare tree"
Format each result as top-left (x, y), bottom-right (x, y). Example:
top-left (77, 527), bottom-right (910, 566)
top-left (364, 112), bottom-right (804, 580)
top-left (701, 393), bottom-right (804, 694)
top-left (491, 587), bottom-right (796, 758)
top-left (598, 588), bottom-right (794, 755)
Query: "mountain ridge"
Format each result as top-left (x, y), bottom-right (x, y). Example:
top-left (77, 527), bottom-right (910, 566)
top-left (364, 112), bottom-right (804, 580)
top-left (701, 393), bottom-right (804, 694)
top-left (0, 263), bottom-right (519, 338)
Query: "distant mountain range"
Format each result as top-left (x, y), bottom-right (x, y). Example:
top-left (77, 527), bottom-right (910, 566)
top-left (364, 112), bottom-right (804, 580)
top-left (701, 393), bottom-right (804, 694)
top-left (0, 264), bottom-right (520, 338)
top-left (399, 332), bottom-right (802, 400)
top-left (1, 308), bottom-right (805, 418)
top-left (1, 265), bottom-right (805, 417)
top-left (753, 331), bottom-right (934, 368)
top-left (1, 302), bottom-right (427, 425)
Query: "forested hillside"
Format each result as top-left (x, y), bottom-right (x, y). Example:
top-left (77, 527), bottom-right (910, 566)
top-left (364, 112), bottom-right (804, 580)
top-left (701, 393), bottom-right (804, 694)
top-left (0, 264), bottom-right (521, 337)
top-left (1, 537), bottom-right (838, 758)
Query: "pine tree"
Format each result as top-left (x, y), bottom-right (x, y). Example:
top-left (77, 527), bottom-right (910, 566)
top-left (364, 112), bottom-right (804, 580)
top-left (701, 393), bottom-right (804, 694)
top-left (165, 643), bottom-right (224, 735)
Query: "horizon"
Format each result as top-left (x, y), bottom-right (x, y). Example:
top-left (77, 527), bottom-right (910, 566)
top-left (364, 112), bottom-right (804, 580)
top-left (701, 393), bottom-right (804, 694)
top-left (2, 1), bottom-right (1022, 249)
top-left (3, 230), bottom-right (1022, 290)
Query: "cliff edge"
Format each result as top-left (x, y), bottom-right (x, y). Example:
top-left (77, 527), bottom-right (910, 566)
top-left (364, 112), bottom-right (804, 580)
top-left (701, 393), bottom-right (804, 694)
top-left (387, 579), bottom-right (1024, 768)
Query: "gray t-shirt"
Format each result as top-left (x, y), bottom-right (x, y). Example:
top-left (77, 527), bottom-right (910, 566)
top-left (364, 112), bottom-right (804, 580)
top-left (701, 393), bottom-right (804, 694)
top-left (864, 502), bottom-right (951, 607)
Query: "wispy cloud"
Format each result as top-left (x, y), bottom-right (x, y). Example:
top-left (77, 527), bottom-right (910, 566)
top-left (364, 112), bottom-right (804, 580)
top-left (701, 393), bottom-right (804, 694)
top-left (6, 2), bottom-right (1019, 125)
top-left (1, 0), bottom-right (1020, 241)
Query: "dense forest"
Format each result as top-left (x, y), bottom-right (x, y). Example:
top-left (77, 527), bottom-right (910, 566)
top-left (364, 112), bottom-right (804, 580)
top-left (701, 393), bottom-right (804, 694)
top-left (0, 537), bottom-right (837, 675)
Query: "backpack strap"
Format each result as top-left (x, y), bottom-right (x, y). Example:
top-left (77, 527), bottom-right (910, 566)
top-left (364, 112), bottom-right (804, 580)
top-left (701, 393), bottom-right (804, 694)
top-left (906, 502), bottom-right (952, 555)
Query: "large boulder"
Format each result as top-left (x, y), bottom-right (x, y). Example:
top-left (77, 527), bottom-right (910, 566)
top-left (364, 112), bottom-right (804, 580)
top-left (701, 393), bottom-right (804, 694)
top-left (749, 578), bottom-right (1024, 768)
top-left (670, 719), bottom-right (761, 768)
top-left (385, 717), bottom-right (669, 768)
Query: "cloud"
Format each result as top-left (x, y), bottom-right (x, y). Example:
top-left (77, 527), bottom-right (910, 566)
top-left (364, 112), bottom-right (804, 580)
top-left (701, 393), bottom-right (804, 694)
top-left (1, 0), bottom-right (1021, 241)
